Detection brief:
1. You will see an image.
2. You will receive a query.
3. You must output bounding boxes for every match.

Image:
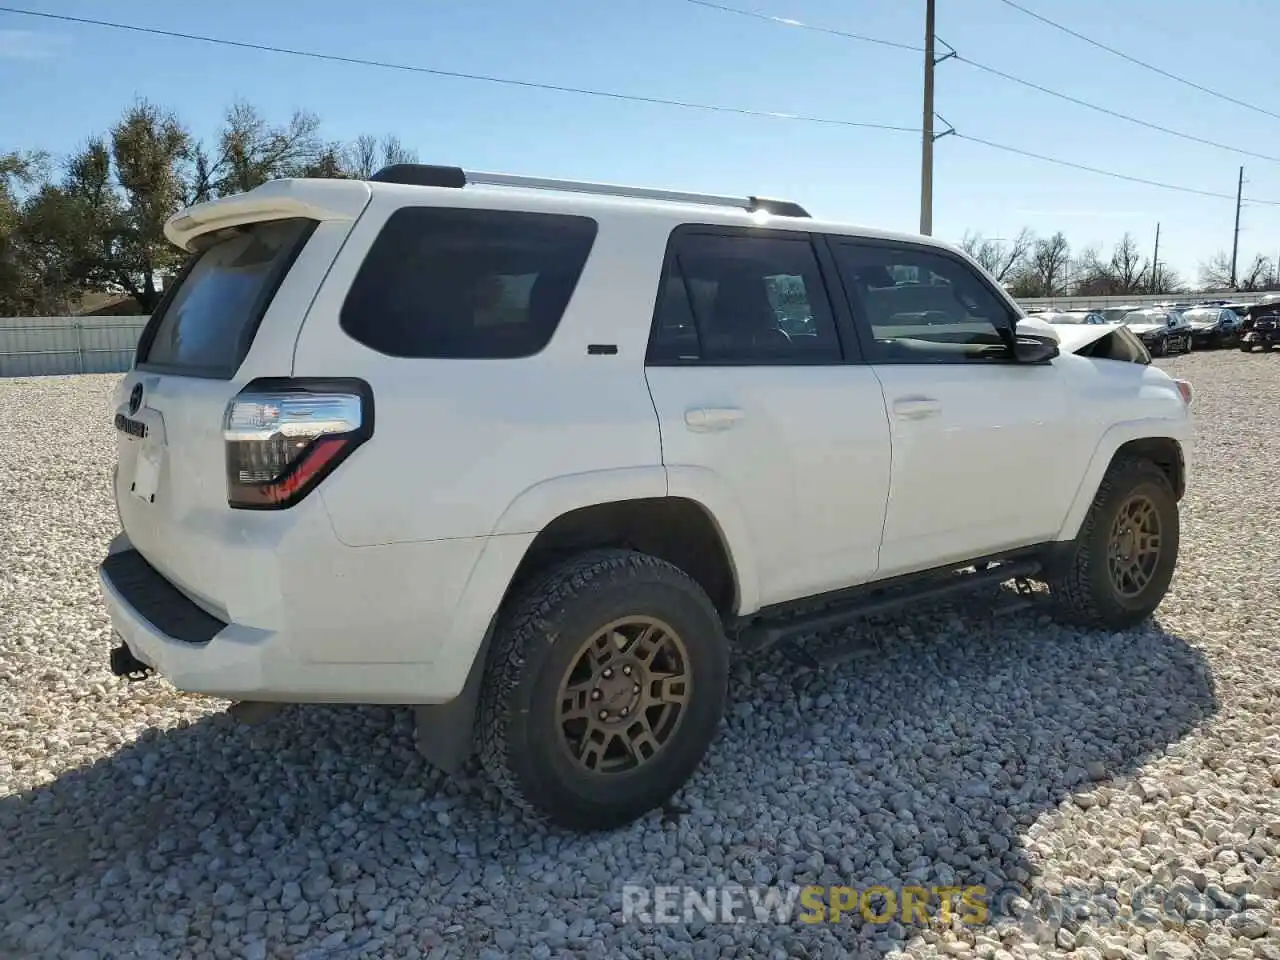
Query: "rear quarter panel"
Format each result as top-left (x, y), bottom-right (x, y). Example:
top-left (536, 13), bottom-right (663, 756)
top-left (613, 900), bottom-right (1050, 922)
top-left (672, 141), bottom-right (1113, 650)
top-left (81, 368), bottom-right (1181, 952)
top-left (291, 189), bottom-right (672, 547)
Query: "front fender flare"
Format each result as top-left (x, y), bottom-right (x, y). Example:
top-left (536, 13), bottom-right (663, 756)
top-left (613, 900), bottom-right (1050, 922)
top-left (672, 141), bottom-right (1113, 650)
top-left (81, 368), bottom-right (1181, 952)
top-left (1054, 418), bottom-right (1191, 543)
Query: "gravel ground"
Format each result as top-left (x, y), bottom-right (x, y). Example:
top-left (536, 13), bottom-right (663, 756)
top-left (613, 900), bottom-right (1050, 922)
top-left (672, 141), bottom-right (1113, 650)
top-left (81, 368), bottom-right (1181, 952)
top-left (1, 352), bottom-right (1278, 960)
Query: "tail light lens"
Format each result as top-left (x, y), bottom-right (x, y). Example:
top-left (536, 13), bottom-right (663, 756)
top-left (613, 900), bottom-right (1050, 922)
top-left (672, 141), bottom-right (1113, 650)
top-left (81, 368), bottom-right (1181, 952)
top-left (223, 378), bottom-right (373, 510)
top-left (1174, 379), bottom-right (1193, 406)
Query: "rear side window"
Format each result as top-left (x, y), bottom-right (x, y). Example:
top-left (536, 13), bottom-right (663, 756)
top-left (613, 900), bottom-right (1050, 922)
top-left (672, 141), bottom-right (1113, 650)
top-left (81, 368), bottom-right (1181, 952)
top-left (339, 207), bottom-right (598, 359)
top-left (138, 217), bottom-right (317, 378)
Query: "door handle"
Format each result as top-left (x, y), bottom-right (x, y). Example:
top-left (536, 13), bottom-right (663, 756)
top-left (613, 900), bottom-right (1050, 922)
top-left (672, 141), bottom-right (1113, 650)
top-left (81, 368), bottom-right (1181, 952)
top-left (892, 396), bottom-right (942, 420)
top-left (684, 407), bottom-right (744, 432)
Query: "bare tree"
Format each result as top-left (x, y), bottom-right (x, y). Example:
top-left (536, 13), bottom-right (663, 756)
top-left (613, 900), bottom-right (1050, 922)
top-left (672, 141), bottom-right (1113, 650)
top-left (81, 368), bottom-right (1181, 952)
top-left (1198, 252), bottom-right (1234, 291)
top-left (960, 227), bottom-right (1033, 282)
top-left (1151, 264), bottom-right (1185, 295)
top-left (1240, 254), bottom-right (1273, 292)
top-left (341, 133), bottom-right (418, 179)
top-left (189, 101), bottom-right (323, 201)
top-left (1070, 245), bottom-right (1113, 296)
top-left (1025, 231), bottom-right (1071, 297)
top-left (1109, 232), bottom-right (1147, 293)
top-left (343, 134), bottom-right (381, 181)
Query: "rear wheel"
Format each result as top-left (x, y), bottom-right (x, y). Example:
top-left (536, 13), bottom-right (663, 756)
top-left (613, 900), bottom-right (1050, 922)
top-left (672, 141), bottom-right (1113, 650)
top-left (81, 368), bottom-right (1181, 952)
top-left (1047, 456), bottom-right (1179, 630)
top-left (1263, 344), bottom-right (1276, 353)
top-left (476, 548), bottom-right (729, 831)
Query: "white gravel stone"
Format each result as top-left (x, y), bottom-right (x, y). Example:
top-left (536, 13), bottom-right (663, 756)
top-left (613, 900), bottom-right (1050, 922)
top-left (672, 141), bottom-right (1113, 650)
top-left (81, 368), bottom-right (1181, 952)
top-left (2, 353), bottom-right (1279, 958)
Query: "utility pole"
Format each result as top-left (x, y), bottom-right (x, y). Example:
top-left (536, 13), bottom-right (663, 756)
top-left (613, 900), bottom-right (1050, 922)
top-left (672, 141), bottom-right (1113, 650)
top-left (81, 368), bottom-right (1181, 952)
top-left (1230, 165), bottom-right (1244, 289)
top-left (920, 0), bottom-right (937, 236)
top-left (1150, 222), bottom-right (1161, 293)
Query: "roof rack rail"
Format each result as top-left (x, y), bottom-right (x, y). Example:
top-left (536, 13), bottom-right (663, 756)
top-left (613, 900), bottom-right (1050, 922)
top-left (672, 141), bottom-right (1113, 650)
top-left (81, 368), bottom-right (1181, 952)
top-left (367, 163), bottom-right (811, 218)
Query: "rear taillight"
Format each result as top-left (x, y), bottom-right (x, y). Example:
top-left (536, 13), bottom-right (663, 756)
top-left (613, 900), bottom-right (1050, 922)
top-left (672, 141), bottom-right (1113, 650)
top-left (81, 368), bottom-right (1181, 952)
top-left (223, 378), bottom-right (373, 510)
top-left (1174, 379), bottom-right (1193, 406)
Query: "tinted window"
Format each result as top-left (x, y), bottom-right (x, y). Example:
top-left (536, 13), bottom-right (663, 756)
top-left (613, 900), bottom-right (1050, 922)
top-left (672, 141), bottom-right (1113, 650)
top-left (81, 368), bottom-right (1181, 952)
top-left (139, 218), bottom-right (316, 377)
top-left (341, 207), bottom-right (598, 359)
top-left (648, 231), bottom-right (842, 364)
top-left (833, 242), bottom-right (1015, 363)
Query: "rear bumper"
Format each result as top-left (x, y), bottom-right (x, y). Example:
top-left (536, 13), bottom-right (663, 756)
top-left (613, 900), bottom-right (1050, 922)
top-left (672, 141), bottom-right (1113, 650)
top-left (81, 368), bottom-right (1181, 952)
top-left (97, 528), bottom-right (534, 704)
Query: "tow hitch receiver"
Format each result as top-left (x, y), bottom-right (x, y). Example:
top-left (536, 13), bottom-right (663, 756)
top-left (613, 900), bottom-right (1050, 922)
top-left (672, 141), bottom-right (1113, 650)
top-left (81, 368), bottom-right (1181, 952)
top-left (109, 643), bottom-right (153, 682)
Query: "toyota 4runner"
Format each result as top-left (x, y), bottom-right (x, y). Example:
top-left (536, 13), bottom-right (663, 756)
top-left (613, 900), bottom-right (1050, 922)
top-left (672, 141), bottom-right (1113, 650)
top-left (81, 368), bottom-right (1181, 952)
top-left (100, 164), bottom-right (1194, 831)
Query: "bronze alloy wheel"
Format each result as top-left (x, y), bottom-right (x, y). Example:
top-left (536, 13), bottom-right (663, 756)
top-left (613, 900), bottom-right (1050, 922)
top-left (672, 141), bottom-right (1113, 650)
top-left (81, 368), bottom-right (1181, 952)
top-left (1107, 493), bottom-right (1162, 598)
top-left (555, 616), bottom-right (691, 775)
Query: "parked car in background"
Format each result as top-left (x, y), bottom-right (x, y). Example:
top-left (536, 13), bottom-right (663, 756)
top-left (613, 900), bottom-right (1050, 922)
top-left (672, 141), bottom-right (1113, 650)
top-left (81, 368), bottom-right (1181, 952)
top-left (1035, 310), bottom-right (1110, 326)
top-left (1180, 306), bottom-right (1240, 349)
top-left (1118, 308), bottom-right (1192, 356)
top-left (1100, 304), bottom-right (1143, 324)
top-left (1239, 302), bottom-right (1280, 352)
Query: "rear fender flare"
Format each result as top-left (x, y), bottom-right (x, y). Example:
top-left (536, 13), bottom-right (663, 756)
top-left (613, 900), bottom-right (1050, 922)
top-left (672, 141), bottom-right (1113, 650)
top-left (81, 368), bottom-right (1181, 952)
top-left (487, 464), bottom-right (760, 615)
top-left (415, 466), bottom-right (758, 769)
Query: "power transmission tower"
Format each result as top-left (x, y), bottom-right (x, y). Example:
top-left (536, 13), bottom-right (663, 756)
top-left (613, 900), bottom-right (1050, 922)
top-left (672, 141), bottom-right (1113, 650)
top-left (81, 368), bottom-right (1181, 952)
top-left (919, 0), bottom-right (955, 236)
top-left (1150, 222), bottom-right (1160, 293)
top-left (920, 0), bottom-right (938, 235)
top-left (1230, 166), bottom-right (1244, 288)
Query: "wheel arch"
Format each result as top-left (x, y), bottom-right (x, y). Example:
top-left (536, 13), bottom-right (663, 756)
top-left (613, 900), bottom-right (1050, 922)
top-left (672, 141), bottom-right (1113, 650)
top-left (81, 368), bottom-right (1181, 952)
top-left (1056, 424), bottom-right (1187, 544)
top-left (414, 483), bottom-right (751, 774)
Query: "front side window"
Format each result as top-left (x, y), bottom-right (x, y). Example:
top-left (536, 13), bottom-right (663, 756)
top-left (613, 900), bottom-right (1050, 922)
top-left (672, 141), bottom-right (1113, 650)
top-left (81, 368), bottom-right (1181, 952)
top-left (647, 231), bottom-right (843, 365)
top-left (832, 241), bottom-right (1016, 363)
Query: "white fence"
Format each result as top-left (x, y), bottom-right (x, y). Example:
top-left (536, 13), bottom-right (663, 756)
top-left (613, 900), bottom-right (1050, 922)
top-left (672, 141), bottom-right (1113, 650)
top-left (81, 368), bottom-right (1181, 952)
top-left (1018, 291), bottom-right (1278, 311)
top-left (0, 316), bottom-right (148, 377)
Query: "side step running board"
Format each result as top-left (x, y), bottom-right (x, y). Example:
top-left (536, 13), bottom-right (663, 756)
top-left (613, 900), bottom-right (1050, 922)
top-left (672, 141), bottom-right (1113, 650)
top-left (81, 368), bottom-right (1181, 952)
top-left (736, 561), bottom-right (1042, 654)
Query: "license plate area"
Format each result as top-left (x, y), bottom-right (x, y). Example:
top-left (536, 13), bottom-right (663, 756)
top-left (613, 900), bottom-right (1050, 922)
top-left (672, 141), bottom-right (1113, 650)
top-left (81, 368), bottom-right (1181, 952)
top-left (115, 407), bottom-right (167, 503)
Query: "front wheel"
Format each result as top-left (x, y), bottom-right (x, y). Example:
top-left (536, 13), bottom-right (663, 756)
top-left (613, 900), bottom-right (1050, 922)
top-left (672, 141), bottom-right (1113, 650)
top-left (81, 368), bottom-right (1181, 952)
top-left (1046, 456), bottom-right (1180, 630)
top-left (1151, 338), bottom-right (1168, 357)
top-left (476, 548), bottom-right (730, 831)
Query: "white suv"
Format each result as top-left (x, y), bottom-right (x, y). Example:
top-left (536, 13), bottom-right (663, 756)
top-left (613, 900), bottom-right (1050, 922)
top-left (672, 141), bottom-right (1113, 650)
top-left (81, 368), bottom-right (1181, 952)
top-left (100, 164), bottom-right (1193, 831)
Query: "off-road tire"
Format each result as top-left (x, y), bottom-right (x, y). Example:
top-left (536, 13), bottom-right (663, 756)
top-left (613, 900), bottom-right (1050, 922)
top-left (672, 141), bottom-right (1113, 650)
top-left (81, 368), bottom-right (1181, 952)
top-left (475, 548), bottom-right (729, 831)
top-left (1047, 456), bottom-right (1180, 630)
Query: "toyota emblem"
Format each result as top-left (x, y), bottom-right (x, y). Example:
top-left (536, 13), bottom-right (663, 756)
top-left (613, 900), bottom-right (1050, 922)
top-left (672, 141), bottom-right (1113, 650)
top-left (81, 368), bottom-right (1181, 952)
top-left (128, 383), bottom-right (143, 416)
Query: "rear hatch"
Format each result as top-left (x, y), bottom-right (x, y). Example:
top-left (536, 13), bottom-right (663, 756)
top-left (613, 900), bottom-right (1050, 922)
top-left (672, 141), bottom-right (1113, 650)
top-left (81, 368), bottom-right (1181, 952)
top-left (111, 179), bottom-right (371, 619)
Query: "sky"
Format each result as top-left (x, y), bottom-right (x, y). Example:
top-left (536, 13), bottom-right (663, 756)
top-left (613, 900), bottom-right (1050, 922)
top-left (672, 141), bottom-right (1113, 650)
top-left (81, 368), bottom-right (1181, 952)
top-left (2, 0), bottom-right (1279, 283)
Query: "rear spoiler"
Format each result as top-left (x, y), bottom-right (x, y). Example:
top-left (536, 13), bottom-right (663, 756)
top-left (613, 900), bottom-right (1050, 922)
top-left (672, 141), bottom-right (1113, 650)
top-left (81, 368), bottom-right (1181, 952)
top-left (164, 178), bottom-right (373, 251)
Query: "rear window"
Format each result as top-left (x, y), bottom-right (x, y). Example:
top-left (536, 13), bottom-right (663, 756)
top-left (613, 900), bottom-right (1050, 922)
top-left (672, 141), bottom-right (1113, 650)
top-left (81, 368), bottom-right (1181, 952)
top-left (339, 207), bottom-right (598, 359)
top-left (138, 217), bottom-right (317, 378)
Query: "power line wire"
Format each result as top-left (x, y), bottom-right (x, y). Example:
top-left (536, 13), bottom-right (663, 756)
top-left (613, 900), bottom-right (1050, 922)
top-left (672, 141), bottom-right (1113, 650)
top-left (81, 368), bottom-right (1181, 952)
top-left (952, 134), bottom-right (1237, 201)
top-left (679, 0), bottom-right (1280, 164)
top-left (993, 0), bottom-right (1280, 123)
top-left (954, 56), bottom-right (1280, 165)
top-left (956, 133), bottom-right (1280, 206)
top-left (0, 5), bottom-right (919, 133)
top-left (682, 0), bottom-right (921, 52)
top-left (5, 4), bottom-right (1280, 208)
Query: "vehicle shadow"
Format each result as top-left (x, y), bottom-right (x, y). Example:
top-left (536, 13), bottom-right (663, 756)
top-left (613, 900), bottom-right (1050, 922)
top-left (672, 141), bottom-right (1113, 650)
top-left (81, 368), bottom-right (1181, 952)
top-left (0, 599), bottom-right (1217, 959)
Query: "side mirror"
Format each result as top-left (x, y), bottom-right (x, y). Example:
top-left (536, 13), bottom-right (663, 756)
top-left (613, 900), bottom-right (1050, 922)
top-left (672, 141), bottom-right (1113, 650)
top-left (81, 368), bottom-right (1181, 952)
top-left (1015, 316), bottom-right (1061, 343)
top-left (1014, 335), bottom-right (1059, 363)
